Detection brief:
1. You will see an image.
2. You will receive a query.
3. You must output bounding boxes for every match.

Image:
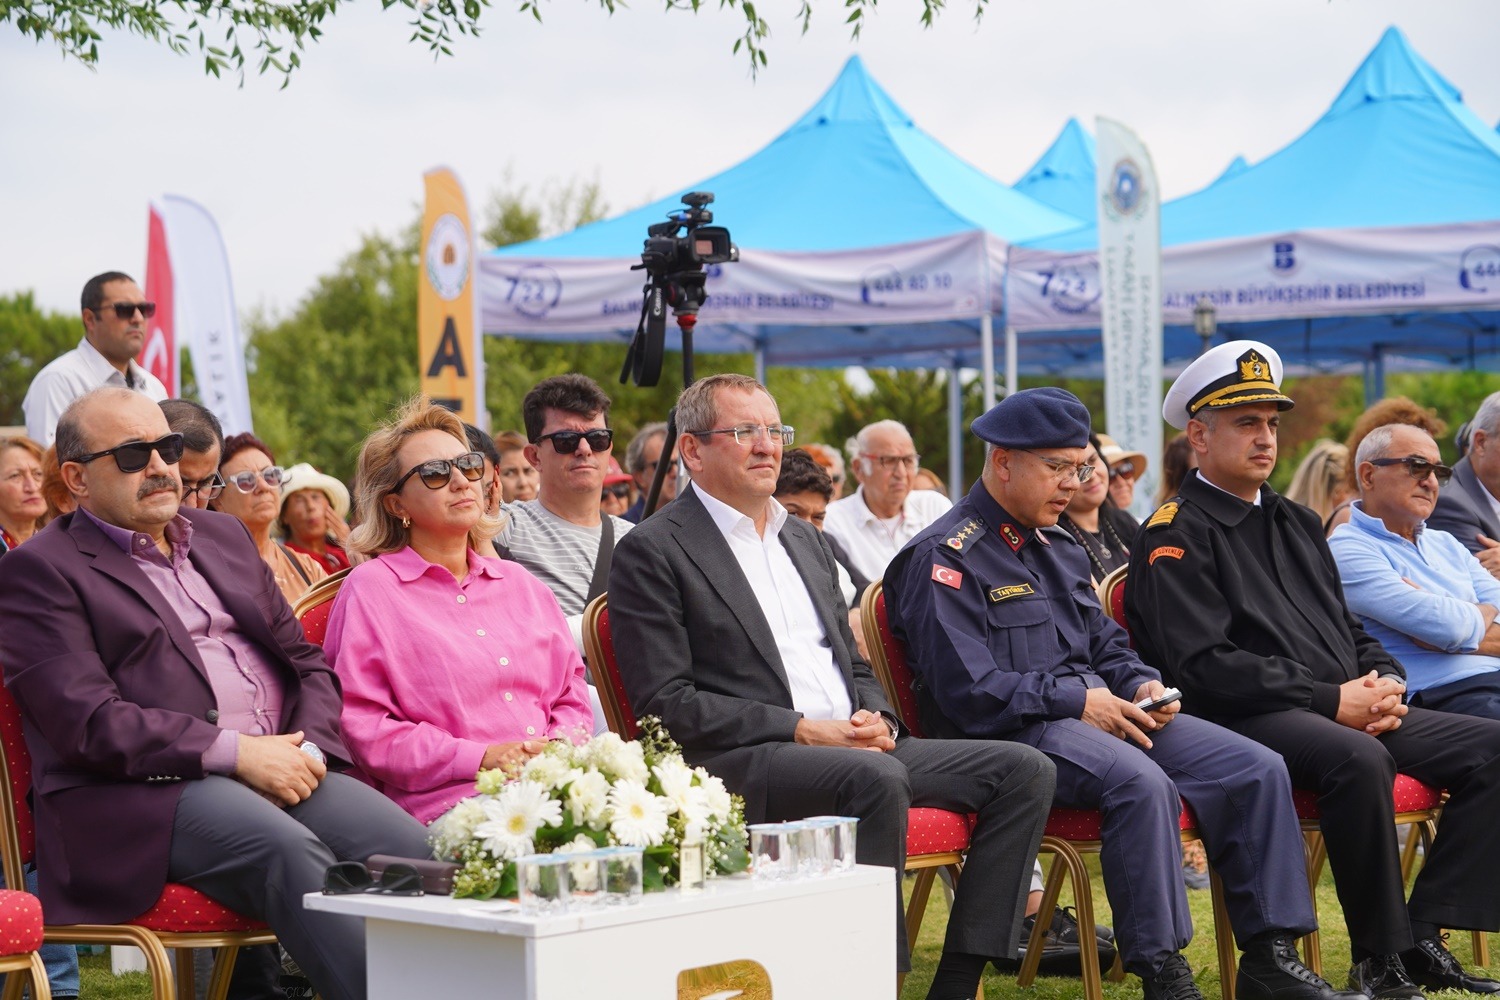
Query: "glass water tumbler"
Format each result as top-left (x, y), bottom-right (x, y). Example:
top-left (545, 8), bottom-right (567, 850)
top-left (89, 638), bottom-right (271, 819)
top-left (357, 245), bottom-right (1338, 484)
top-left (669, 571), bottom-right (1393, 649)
top-left (747, 823), bottom-right (796, 882)
top-left (600, 846), bottom-right (645, 906)
top-left (516, 854), bottom-right (573, 916)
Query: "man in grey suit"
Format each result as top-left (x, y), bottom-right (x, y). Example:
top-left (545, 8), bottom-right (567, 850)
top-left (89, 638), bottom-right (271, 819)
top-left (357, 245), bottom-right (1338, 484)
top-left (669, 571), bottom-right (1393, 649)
top-left (608, 373), bottom-right (1056, 1000)
top-left (1429, 391), bottom-right (1500, 580)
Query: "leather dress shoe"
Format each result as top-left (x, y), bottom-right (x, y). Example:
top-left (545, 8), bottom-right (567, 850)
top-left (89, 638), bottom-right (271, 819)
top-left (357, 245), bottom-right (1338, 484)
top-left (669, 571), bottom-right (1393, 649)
top-left (1401, 934), bottom-right (1500, 994)
top-left (1142, 954), bottom-right (1205, 1000)
top-left (1237, 935), bottom-right (1366, 1000)
top-left (1348, 954), bottom-right (1425, 1000)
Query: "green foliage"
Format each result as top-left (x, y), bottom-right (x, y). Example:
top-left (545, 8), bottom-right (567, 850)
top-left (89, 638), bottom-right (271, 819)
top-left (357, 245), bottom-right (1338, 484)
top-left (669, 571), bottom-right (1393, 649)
top-left (244, 225), bottom-right (423, 481)
top-left (1, 0), bottom-right (985, 83)
top-left (0, 291), bottom-right (77, 428)
top-left (480, 174), bottom-right (609, 251)
top-left (0, 0), bottom-right (486, 87)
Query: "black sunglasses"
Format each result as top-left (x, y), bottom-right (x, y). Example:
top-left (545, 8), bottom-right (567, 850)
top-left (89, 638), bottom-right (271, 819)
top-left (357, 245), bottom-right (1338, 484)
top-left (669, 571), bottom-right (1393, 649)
top-left (536, 429), bottom-right (614, 455)
top-left (93, 301), bottom-right (157, 320)
top-left (1369, 456), bottom-right (1453, 485)
top-left (72, 433), bottom-right (185, 474)
top-left (603, 483), bottom-right (631, 500)
top-left (322, 861), bottom-right (424, 897)
top-left (392, 451), bottom-right (485, 493)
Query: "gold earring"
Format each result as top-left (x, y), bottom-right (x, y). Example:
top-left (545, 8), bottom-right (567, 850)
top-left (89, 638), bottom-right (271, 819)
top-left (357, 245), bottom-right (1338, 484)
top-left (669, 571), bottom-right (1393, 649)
top-left (401, 515), bottom-right (410, 529)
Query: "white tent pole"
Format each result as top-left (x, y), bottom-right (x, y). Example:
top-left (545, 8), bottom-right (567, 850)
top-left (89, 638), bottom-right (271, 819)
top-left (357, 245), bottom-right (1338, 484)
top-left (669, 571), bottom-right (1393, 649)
top-left (948, 360), bottom-right (964, 501)
top-left (754, 335), bottom-right (767, 385)
top-left (980, 313), bottom-right (996, 407)
top-left (1005, 325), bottom-right (1019, 398)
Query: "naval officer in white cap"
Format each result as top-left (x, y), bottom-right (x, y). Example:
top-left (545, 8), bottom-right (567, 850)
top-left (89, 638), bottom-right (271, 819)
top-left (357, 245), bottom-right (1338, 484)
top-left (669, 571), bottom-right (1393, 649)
top-left (1126, 339), bottom-right (1500, 1000)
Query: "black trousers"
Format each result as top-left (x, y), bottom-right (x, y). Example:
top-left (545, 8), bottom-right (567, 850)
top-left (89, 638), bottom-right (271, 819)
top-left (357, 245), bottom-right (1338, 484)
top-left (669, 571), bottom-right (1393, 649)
top-left (760, 736), bottom-right (1055, 971)
top-left (1227, 705), bottom-right (1500, 957)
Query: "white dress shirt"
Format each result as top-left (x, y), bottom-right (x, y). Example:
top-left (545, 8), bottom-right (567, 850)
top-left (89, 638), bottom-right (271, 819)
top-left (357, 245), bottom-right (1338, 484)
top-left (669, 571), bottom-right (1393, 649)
top-left (693, 483), bottom-right (854, 722)
top-left (823, 485), bottom-right (953, 583)
top-left (23, 337), bottom-right (169, 445)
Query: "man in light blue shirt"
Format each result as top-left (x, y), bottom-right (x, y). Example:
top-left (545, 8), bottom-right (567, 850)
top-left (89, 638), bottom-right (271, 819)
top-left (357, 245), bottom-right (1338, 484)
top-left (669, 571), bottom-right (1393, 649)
top-left (1329, 422), bottom-right (1500, 720)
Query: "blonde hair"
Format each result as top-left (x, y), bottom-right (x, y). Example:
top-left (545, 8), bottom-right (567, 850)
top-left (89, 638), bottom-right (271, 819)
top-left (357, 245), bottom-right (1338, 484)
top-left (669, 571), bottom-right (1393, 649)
top-left (348, 396), bottom-right (502, 556)
top-left (1284, 439), bottom-right (1349, 522)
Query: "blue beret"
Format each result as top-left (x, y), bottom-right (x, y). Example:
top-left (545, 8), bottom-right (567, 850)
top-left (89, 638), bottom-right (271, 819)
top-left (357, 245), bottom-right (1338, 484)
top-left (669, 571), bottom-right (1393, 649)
top-left (971, 387), bottom-right (1092, 449)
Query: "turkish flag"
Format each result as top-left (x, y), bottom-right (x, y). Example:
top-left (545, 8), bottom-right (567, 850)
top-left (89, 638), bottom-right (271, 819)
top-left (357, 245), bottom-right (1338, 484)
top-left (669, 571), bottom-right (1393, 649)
top-left (142, 206), bottom-right (177, 395)
top-left (931, 564), bottom-right (964, 590)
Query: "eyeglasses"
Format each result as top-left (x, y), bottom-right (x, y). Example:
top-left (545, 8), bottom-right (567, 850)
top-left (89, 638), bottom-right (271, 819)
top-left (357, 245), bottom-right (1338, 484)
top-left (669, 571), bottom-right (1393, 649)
top-left (862, 452), bottom-right (918, 471)
top-left (93, 301), bottom-right (157, 320)
top-left (535, 428), bottom-right (614, 455)
top-left (322, 861), bottom-right (424, 897)
top-left (693, 424), bottom-right (796, 447)
top-left (1369, 456), bottom-right (1453, 485)
top-left (392, 451), bottom-right (485, 493)
top-left (1016, 448), bottom-right (1096, 485)
top-left (1110, 460), bottom-right (1137, 479)
top-left (603, 483), bottom-right (631, 500)
top-left (182, 472), bottom-right (225, 501)
top-left (72, 433), bottom-right (185, 473)
top-left (225, 465), bottom-right (287, 493)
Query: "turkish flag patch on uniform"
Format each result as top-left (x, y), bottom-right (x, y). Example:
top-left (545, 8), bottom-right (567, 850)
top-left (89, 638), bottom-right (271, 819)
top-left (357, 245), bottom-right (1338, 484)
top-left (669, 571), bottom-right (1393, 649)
top-left (931, 564), bottom-right (964, 589)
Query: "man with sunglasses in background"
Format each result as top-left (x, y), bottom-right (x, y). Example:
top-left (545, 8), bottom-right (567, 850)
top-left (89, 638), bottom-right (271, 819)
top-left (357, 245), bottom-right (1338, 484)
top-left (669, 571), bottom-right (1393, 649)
top-left (1329, 422), bottom-right (1500, 724)
top-left (824, 419), bottom-right (951, 587)
top-left (0, 388), bottom-right (432, 1000)
top-left (23, 271), bottom-right (169, 447)
top-left (498, 374), bottom-right (632, 653)
top-left (1128, 341), bottom-right (1500, 999)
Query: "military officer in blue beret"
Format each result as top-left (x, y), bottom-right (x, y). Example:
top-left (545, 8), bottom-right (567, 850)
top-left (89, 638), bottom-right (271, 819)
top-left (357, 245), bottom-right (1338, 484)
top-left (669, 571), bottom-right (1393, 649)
top-left (886, 387), bottom-right (1352, 1000)
top-left (1128, 341), bottom-right (1500, 1000)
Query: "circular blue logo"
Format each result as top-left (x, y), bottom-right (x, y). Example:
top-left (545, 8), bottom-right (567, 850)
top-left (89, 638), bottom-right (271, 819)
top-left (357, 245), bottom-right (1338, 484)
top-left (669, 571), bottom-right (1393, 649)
top-left (1107, 159), bottom-right (1145, 217)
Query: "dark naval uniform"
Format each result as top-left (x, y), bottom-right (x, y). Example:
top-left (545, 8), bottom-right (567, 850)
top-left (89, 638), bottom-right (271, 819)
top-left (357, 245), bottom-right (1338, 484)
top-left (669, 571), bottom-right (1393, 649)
top-left (887, 479), bottom-right (1317, 978)
top-left (1126, 470), bottom-right (1500, 958)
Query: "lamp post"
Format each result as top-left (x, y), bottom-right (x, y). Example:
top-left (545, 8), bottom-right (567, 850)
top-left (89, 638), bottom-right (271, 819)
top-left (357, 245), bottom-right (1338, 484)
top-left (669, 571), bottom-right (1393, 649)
top-left (1194, 297), bottom-right (1218, 357)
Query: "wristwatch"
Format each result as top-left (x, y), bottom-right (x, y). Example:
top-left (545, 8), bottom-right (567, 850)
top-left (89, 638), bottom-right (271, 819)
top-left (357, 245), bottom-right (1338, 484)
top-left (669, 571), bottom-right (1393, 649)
top-left (881, 714), bottom-right (899, 740)
top-left (299, 741), bottom-right (325, 765)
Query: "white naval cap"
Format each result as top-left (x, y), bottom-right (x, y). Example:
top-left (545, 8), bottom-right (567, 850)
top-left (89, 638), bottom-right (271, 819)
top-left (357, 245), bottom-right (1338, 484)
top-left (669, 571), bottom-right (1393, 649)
top-left (1162, 339), bottom-right (1296, 430)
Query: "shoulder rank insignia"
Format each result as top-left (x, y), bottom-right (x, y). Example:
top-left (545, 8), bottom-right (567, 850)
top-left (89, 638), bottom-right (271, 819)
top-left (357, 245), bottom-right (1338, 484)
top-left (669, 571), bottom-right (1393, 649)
top-left (944, 518), bottom-right (983, 554)
top-left (1146, 501), bottom-right (1180, 529)
top-left (989, 583), bottom-right (1035, 603)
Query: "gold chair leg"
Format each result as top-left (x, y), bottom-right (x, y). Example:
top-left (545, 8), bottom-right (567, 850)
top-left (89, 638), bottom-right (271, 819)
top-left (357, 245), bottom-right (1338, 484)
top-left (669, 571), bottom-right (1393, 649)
top-left (206, 947), bottom-right (242, 1000)
top-left (1210, 868), bottom-right (1237, 1000)
top-left (24, 953), bottom-right (49, 1000)
top-left (1063, 848), bottom-right (1105, 1000)
top-left (1301, 830), bottom-right (1324, 976)
top-left (1018, 850), bottom-right (1068, 988)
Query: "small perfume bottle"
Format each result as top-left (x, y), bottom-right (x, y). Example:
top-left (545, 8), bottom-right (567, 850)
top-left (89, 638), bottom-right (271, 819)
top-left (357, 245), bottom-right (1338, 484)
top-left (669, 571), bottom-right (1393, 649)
top-left (679, 838), bottom-right (706, 893)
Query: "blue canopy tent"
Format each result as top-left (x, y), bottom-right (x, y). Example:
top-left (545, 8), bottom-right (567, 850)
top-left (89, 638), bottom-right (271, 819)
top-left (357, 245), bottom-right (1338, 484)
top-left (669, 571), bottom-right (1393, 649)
top-left (1005, 26), bottom-right (1500, 396)
top-left (479, 55), bottom-right (1078, 489)
top-left (1013, 118), bottom-right (1096, 222)
top-left (1211, 156), bottom-right (1250, 185)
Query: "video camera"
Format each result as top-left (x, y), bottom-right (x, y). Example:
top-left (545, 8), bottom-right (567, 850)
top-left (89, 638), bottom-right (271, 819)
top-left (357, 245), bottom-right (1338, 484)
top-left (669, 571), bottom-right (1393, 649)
top-left (621, 192), bottom-right (737, 388)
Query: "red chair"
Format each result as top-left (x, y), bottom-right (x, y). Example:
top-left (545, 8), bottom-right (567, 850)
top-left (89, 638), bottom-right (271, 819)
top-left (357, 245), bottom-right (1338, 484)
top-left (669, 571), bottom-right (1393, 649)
top-left (0, 888), bottom-right (51, 1000)
top-left (865, 580), bottom-right (1238, 1000)
top-left (0, 687), bottom-right (275, 1000)
top-left (292, 567), bottom-right (351, 642)
top-left (582, 595), bottom-right (976, 996)
top-left (1099, 569), bottom-right (1489, 975)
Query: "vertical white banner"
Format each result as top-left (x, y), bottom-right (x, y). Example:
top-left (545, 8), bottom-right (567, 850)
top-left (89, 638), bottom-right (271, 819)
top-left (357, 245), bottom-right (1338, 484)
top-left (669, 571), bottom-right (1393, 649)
top-left (1095, 117), bottom-right (1162, 519)
top-left (158, 195), bottom-right (254, 435)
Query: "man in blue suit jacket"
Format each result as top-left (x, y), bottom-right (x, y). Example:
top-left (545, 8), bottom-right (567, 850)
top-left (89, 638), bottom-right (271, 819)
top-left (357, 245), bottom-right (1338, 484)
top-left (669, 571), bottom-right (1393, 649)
top-left (0, 388), bottom-right (429, 1000)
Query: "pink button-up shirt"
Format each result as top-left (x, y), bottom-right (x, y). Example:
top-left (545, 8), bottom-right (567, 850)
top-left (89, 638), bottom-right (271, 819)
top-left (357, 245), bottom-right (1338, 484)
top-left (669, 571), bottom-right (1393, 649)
top-left (323, 546), bottom-right (592, 823)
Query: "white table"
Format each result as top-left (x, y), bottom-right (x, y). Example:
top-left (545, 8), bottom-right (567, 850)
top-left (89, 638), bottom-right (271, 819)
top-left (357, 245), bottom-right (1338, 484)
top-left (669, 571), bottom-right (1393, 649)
top-left (306, 864), bottom-right (895, 999)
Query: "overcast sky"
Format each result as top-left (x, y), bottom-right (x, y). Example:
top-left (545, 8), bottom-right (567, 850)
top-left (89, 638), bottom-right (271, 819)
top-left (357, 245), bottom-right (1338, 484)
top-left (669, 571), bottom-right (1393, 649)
top-left (2, 0), bottom-right (1494, 321)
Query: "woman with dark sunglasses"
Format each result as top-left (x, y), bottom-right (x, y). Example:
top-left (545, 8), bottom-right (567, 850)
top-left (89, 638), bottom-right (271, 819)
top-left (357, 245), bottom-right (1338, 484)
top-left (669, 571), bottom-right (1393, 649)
top-left (209, 433), bottom-right (327, 604)
top-left (323, 397), bottom-right (592, 825)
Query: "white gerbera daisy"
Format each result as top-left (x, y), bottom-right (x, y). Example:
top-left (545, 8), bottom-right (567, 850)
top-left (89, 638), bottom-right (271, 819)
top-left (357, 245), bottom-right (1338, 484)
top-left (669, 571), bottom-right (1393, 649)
top-left (697, 772), bottom-right (734, 822)
top-left (608, 780), bottom-right (671, 847)
top-left (652, 758), bottom-right (695, 806)
top-left (568, 770), bottom-right (611, 827)
top-left (472, 780), bottom-right (562, 859)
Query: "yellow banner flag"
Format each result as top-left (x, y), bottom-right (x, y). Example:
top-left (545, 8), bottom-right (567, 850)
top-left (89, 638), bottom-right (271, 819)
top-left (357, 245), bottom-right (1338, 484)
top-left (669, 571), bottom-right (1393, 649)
top-left (419, 167), bottom-right (483, 425)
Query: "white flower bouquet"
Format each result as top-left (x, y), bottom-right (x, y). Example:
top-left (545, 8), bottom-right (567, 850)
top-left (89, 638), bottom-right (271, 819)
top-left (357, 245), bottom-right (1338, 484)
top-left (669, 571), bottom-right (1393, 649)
top-left (430, 717), bottom-right (750, 899)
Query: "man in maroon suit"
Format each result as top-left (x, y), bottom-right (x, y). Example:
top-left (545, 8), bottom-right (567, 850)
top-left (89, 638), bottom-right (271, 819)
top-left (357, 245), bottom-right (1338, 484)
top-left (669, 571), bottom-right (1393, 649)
top-left (0, 388), bottom-right (429, 1000)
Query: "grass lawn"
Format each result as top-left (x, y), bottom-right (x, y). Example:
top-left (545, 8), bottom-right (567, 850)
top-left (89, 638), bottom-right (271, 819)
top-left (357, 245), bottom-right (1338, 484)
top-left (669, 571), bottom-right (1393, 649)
top-left (74, 855), bottom-right (1500, 1000)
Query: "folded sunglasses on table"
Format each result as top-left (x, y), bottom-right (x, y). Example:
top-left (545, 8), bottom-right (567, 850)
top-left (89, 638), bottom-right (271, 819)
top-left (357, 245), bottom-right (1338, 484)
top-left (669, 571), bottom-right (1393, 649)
top-left (322, 860), bottom-right (425, 896)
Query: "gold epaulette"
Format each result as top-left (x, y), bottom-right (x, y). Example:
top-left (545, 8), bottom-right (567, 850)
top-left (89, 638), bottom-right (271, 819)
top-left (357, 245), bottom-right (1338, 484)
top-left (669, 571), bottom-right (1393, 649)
top-left (1145, 501), bottom-right (1180, 529)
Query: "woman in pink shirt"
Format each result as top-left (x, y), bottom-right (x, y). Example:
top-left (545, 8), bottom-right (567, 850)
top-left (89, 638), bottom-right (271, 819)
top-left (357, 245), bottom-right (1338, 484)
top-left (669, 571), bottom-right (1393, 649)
top-left (323, 398), bottom-right (593, 823)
